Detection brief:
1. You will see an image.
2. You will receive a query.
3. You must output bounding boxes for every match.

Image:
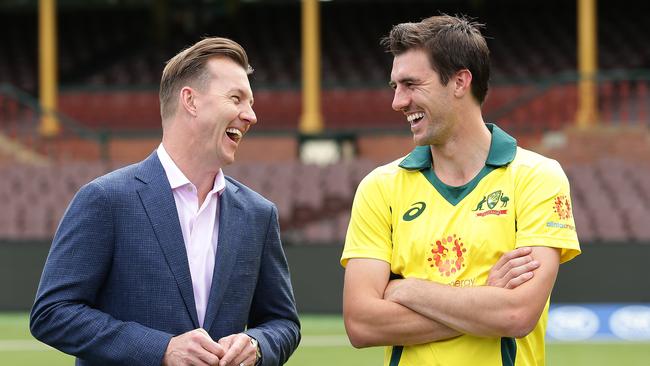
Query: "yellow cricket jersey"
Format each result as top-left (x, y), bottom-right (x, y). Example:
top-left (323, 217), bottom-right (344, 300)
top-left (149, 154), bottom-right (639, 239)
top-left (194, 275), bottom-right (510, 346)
top-left (341, 124), bottom-right (581, 366)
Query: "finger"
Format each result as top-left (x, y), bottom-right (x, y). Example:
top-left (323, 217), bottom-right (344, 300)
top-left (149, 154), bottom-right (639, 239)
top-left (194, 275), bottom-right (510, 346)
top-left (491, 247), bottom-right (532, 275)
top-left (515, 246), bottom-right (533, 255)
top-left (488, 256), bottom-right (535, 288)
top-left (500, 255), bottom-right (534, 275)
top-left (187, 356), bottom-right (211, 366)
top-left (510, 259), bottom-right (540, 276)
top-left (200, 337), bottom-right (226, 359)
top-left (218, 334), bottom-right (235, 350)
top-left (491, 254), bottom-right (533, 280)
top-left (497, 259), bottom-right (539, 288)
top-left (219, 336), bottom-right (248, 366)
top-left (503, 259), bottom-right (540, 283)
top-left (190, 329), bottom-right (224, 361)
top-left (231, 354), bottom-right (254, 366)
top-left (196, 347), bottom-right (221, 366)
top-left (506, 271), bottom-right (534, 289)
top-left (230, 337), bottom-right (256, 366)
top-left (501, 247), bottom-right (533, 266)
top-left (500, 247), bottom-right (532, 264)
top-left (180, 347), bottom-right (212, 366)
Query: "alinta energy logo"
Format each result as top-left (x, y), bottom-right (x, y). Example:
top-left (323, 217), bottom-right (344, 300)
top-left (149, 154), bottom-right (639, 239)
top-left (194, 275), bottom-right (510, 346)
top-left (547, 194), bottom-right (576, 231)
top-left (553, 195), bottom-right (572, 220)
top-left (472, 189), bottom-right (509, 217)
top-left (427, 234), bottom-right (467, 277)
top-left (403, 201), bottom-right (426, 221)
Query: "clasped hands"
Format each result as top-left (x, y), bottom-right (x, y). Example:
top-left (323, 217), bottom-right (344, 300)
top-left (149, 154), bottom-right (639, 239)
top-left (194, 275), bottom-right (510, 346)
top-left (162, 329), bottom-right (257, 366)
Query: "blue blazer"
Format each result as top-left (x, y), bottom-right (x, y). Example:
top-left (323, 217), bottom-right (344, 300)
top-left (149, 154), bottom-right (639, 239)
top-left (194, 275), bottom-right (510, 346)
top-left (30, 152), bottom-right (301, 366)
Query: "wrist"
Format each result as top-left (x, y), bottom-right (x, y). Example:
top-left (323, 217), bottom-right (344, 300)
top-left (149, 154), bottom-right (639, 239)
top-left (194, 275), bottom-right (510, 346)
top-left (250, 336), bottom-right (262, 365)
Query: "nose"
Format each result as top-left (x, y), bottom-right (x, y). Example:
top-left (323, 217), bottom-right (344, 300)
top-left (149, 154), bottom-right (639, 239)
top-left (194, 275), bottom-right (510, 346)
top-left (241, 104), bottom-right (257, 126)
top-left (392, 86), bottom-right (410, 112)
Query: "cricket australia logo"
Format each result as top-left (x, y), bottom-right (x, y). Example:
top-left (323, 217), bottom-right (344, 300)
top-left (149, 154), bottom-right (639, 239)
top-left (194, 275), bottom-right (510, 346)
top-left (427, 234), bottom-right (467, 277)
top-left (473, 190), bottom-right (509, 217)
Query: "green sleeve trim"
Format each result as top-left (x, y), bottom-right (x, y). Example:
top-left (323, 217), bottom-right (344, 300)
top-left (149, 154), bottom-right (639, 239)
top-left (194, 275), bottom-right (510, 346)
top-left (501, 337), bottom-right (517, 366)
top-left (389, 345), bottom-right (403, 366)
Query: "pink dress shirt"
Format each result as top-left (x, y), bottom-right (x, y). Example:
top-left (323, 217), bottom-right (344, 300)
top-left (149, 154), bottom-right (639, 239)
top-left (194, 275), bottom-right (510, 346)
top-left (157, 144), bottom-right (225, 327)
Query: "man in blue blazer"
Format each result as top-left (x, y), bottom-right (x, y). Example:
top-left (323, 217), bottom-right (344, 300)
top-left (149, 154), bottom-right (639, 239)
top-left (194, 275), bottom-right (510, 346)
top-left (30, 37), bottom-right (300, 366)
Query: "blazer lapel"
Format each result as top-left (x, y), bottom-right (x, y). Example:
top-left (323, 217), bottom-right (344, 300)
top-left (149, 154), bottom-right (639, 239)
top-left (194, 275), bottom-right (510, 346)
top-left (202, 181), bottom-right (243, 331)
top-left (136, 152), bottom-right (200, 328)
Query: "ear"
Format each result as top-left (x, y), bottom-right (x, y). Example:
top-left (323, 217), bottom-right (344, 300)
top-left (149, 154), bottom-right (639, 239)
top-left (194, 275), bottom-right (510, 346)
top-left (453, 69), bottom-right (473, 98)
top-left (180, 86), bottom-right (198, 117)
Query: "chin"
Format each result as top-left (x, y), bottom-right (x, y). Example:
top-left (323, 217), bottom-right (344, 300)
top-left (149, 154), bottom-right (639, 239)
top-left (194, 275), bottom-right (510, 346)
top-left (223, 153), bottom-right (237, 166)
top-left (216, 146), bottom-right (238, 165)
top-left (413, 139), bottom-right (429, 146)
top-left (220, 157), bottom-right (235, 167)
top-left (413, 134), bottom-right (432, 146)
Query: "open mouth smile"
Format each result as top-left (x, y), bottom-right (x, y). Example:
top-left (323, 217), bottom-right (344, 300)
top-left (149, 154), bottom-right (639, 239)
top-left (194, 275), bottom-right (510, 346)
top-left (407, 112), bottom-right (425, 125)
top-left (225, 127), bottom-right (243, 143)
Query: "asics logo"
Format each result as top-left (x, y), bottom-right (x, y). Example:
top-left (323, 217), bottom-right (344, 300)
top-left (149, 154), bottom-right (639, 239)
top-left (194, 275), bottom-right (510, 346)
top-left (403, 202), bottom-right (426, 221)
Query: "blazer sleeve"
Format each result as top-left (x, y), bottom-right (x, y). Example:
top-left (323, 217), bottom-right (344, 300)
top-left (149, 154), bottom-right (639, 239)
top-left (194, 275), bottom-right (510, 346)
top-left (245, 204), bottom-right (301, 366)
top-left (29, 181), bottom-right (172, 366)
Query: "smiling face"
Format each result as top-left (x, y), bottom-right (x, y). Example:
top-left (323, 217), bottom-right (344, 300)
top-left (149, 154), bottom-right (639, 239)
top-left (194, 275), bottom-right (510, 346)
top-left (390, 48), bottom-right (456, 146)
top-left (190, 57), bottom-right (257, 167)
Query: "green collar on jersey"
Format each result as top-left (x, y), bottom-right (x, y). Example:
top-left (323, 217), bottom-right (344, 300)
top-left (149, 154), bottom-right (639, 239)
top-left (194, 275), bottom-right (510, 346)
top-left (398, 123), bottom-right (518, 206)
top-left (399, 123), bottom-right (517, 170)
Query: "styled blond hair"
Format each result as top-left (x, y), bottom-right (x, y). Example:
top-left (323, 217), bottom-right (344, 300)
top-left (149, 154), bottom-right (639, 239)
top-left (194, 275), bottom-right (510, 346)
top-left (159, 37), bottom-right (253, 120)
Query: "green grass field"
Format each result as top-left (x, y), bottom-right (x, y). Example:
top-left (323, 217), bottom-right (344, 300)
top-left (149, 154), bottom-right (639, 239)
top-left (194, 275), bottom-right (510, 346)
top-left (3, 313), bottom-right (649, 365)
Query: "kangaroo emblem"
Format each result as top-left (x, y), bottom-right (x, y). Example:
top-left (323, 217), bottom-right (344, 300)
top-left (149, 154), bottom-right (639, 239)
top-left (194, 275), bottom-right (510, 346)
top-left (472, 196), bottom-right (487, 211)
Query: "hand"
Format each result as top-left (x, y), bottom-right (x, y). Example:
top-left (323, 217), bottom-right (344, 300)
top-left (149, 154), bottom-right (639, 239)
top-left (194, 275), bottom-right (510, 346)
top-left (217, 333), bottom-right (259, 366)
top-left (487, 247), bottom-right (540, 289)
top-left (162, 328), bottom-right (225, 366)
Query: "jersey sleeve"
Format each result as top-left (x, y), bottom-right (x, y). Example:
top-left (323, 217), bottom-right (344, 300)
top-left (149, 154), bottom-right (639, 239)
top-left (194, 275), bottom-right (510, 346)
top-left (514, 158), bottom-right (581, 263)
top-left (341, 170), bottom-right (393, 267)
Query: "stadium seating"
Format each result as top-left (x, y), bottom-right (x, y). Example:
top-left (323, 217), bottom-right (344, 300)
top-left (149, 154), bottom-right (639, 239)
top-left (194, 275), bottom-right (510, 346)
top-left (0, 1), bottom-right (646, 88)
top-left (2, 1), bottom-right (648, 135)
top-left (1, 155), bottom-right (649, 244)
top-left (0, 162), bottom-right (108, 239)
top-left (1, 1), bottom-right (649, 244)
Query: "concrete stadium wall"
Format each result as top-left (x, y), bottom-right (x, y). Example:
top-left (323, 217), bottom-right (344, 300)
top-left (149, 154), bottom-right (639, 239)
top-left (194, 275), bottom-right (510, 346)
top-left (2, 241), bottom-right (649, 312)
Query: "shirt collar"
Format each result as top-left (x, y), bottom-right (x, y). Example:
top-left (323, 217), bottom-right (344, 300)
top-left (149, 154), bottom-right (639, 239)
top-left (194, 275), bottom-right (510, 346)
top-left (157, 144), bottom-right (226, 195)
top-left (398, 123), bottom-right (517, 171)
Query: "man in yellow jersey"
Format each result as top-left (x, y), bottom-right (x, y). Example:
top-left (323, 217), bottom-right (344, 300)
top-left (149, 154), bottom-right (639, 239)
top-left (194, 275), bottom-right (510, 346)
top-left (341, 15), bottom-right (580, 366)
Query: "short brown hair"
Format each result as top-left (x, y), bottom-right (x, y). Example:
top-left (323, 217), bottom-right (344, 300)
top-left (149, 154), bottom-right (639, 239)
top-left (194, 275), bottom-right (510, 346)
top-left (159, 37), bottom-right (253, 120)
top-left (381, 15), bottom-right (490, 104)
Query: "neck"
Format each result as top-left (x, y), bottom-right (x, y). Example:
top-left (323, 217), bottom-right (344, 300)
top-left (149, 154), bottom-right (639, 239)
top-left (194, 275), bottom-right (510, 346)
top-left (162, 133), bottom-right (220, 205)
top-left (430, 111), bottom-right (491, 187)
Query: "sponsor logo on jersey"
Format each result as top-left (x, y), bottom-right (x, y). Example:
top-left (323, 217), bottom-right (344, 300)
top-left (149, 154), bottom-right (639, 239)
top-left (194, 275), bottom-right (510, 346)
top-left (473, 189), bottom-right (509, 217)
top-left (553, 194), bottom-right (572, 220)
top-left (546, 221), bottom-right (576, 231)
top-left (447, 278), bottom-right (476, 287)
top-left (427, 234), bottom-right (467, 277)
top-left (403, 201), bottom-right (426, 221)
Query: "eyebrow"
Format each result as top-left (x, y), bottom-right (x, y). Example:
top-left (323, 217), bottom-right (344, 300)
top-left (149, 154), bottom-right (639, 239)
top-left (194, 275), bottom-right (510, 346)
top-left (389, 77), bottom-right (418, 89)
